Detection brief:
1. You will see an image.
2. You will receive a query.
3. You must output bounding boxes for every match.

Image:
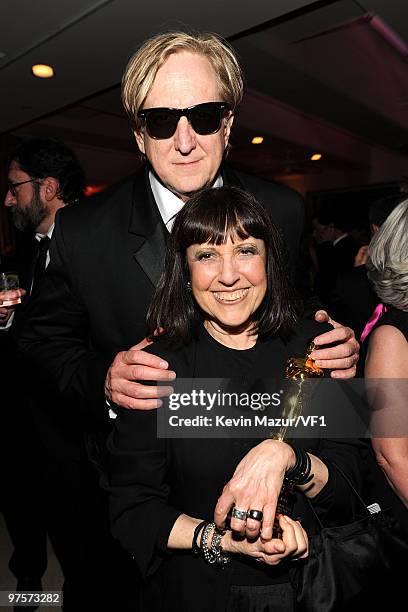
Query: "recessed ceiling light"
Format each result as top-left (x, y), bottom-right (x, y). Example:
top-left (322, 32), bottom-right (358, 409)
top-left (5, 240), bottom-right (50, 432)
top-left (251, 136), bottom-right (264, 145)
top-left (310, 153), bottom-right (322, 161)
top-left (32, 64), bottom-right (55, 78)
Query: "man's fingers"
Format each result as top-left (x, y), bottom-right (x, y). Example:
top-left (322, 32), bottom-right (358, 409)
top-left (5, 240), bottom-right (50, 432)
top-left (312, 340), bottom-right (356, 361)
top-left (314, 309), bottom-right (330, 324)
top-left (314, 353), bottom-right (359, 370)
top-left (113, 394), bottom-right (164, 410)
top-left (128, 364), bottom-right (176, 381)
top-left (330, 364), bottom-right (357, 379)
top-left (113, 381), bottom-right (173, 401)
top-left (123, 348), bottom-right (173, 372)
top-left (132, 337), bottom-right (153, 351)
top-left (313, 316), bottom-right (360, 376)
top-left (313, 326), bottom-right (354, 348)
top-left (110, 381), bottom-right (174, 410)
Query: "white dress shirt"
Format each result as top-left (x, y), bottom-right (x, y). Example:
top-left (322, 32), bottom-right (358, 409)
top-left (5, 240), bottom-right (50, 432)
top-left (149, 171), bottom-right (223, 231)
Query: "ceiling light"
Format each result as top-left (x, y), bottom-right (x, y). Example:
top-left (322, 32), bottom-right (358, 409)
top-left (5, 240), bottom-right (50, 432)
top-left (31, 64), bottom-right (55, 78)
top-left (251, 136), bottom-right (264, 145)
top-left (310, 153), bottom-right (322, 161)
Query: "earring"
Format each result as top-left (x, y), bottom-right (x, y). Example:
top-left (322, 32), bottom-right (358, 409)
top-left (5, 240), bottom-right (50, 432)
top-left (186, 280), bottom-right (192, 291)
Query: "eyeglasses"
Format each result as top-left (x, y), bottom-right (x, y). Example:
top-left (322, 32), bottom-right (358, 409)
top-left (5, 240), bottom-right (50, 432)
top-left (137, 102), bottom-right (231, 139)
top-left (8, 178), bottom-right (39, 197)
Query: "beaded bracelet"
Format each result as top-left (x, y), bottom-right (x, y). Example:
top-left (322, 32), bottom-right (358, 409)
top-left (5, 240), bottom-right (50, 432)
top-left (201, 522), bottom-right (217, 564)
top-left (210, 525), bottom-right (230, 567)
top-left (200, 521), bottom-right (230, 567)
top-left (284, 443), bottom-right (314, 486)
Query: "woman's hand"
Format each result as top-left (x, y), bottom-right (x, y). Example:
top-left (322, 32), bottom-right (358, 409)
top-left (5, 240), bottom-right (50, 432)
top-left (214, 440), bottom-right (295, 540)
top-left (214, 441), bottom-right (329, 540)
top-left (223, 514), bottom-right (308, 566)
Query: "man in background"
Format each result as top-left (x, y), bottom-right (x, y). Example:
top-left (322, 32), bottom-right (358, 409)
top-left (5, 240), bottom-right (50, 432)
top-left (330, 193), bottom-right (405, 338)
top-left (0, 138), bottom-right (124, 612)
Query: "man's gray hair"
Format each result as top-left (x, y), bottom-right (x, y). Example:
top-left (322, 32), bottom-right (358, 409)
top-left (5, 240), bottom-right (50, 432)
top-left (367, 198), bottom-right (408, 311)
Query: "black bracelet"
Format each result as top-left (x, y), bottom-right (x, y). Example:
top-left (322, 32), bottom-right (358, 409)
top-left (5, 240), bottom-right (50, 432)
top-left (192, 520), bottom-right (208, 557)
top-left (284, 443), bottom-right (314, 486)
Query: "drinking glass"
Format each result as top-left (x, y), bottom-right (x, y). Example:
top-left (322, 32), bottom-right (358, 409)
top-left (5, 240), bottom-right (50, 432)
top-left (0, 272), bottom-right (21, 306)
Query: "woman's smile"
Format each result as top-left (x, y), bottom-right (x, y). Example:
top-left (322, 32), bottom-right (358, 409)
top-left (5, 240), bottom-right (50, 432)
top-left (212, 288), bottom-right (250, 303)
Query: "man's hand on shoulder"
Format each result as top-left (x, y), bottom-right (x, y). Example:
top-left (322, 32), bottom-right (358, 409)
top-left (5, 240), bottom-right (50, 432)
top-left (105, 337), bottom-right (176, 410)
top-left (312, 310), bottom-right (359, 378)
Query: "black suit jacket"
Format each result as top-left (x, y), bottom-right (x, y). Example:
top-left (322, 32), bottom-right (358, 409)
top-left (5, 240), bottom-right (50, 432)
top-left (18, 165), bottom-right (304, 427)
top-left (332, 234), bottom-right (359, 271)
top-left (329, 265), bottom-right (378, 339)
top-left (2, 235), bottom-right (82, 466)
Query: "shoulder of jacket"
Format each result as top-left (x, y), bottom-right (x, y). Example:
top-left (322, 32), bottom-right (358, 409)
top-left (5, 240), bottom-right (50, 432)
top-left (230, 167), bottom-right (304, 204)
top-left (56, 172), bottom-right (143, 227)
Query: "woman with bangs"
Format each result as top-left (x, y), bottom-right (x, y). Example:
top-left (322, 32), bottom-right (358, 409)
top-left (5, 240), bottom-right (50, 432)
top-left (107, 186), bottom-right (361, 612)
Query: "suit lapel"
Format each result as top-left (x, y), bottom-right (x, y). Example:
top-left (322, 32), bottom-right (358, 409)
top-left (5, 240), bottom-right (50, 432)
top-left (128, 168), bottom-right (167, 287)
top-left (221, 164), bottom-right (244, 189)
top-left (134, 223), bottom-right (166, 286)
top-left (128, 165), bottom-right (245, 287)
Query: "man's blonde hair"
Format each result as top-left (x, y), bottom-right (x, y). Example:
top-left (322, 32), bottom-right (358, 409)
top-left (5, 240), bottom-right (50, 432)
top-left (121, 31), bottom-right (243, 129)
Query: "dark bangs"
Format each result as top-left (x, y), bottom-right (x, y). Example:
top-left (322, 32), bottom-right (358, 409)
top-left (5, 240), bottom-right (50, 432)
top-left (174, 186), bottom-right (269, 250)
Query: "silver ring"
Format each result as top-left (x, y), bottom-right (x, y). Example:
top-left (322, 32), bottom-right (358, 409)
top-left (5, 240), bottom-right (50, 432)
top-left (247, 509), bottom-right (263, 521)
top-left (231, 507), bottom-right (248, 521)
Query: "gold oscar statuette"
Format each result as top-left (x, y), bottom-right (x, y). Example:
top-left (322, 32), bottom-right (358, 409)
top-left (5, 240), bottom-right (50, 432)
top-left (272, 342), bottom-right (323, 537)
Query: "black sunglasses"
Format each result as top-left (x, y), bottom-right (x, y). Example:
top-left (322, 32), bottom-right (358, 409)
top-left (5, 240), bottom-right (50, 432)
top-left (137, 102), bottom-right (231, 139)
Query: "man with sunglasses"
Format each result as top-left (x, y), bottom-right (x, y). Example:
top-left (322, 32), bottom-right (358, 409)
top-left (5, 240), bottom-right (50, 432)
top-left (19, 32), bottom-right (359, 566)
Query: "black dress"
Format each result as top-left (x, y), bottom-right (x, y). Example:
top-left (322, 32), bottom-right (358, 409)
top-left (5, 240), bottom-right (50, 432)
top-left (374, 307), bottom-right (408, 342)
top-left (106, 320), bottom-right (362, 612)
top-left (361, 307), bottom-right (408, 537)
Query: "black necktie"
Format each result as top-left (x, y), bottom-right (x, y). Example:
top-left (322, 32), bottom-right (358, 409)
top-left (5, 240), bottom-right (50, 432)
top-left (30, 236), bottom-right (50, 296)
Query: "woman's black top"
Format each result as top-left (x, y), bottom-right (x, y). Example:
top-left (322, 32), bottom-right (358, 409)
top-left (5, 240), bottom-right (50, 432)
top-left (361, 306), bottom-right (408, 535)
top-left (374, 306), bottom-right (408, 341)
top-left (107, 319), bottom-right (362, 612)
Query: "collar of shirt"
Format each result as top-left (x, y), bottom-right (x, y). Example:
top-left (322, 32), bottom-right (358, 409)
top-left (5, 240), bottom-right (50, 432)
top-left (35, 224), bottom-right (54, 267)
top-left (35, 223), bottom-right (54, 242)
top-left (149, 171), bottom-right (223, 232)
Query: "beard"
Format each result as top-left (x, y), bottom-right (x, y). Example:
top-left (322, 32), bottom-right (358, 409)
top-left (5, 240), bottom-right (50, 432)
top-left (11, 186), bottom-right (47, 232)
